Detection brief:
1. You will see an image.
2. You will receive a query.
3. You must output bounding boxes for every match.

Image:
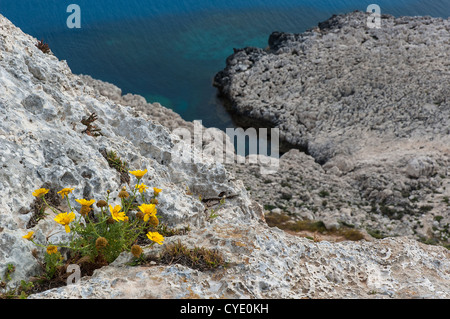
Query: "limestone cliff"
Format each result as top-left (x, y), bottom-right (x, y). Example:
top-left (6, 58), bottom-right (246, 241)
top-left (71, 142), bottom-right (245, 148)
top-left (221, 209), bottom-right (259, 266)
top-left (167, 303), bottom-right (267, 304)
top-left (0, 13), bottom-right (448, 299)
top-left (214, 11), bottom-right (450, 245)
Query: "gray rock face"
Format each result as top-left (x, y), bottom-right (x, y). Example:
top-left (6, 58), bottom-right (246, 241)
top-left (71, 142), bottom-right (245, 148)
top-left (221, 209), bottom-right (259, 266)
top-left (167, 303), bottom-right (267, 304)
top-left (215, 11), bottom-right (450, 245)
top-left (0, 14), bottom-right (247, 291)
top-left (29, 231), bottom-right (450, 299)
top-left (214, 12), bottom-right (450, 161)
top-left (0, 13), bottom-right (449, 299)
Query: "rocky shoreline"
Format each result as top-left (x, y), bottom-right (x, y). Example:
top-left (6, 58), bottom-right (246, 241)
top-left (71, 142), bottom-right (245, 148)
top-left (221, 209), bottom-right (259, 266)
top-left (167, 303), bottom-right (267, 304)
top-left (0, 11), bottom-right (449, 298)
top-left (214, 12), bottom-right (450, 161)
top-left (214, 11), bottom-right (450, 246)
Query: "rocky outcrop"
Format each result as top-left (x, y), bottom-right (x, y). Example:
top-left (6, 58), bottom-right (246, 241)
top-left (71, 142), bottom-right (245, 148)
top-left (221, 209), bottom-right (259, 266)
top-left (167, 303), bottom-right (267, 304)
top-left (0, 14), bottom-right (253, 292)
top-left (29, 232), bottom-right (450, 299)
top-left (0, 13), bottom-right (448, 299)
top-left (215, 11), bottom-right (450, 245)
top-left (79, 74), bottom-right (196, 136)
top-left (214, 12), bottom-right (450, 160)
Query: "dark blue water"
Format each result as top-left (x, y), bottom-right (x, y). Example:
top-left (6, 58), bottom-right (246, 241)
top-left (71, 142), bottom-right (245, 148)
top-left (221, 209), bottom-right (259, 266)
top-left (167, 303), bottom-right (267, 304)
top-left (1, 0), bottom-right (448, 130)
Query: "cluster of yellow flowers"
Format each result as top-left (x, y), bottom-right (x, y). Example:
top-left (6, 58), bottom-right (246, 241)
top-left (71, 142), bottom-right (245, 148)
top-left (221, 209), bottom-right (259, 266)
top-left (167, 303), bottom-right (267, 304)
top-left (24, 169), bottom-right (165, 260)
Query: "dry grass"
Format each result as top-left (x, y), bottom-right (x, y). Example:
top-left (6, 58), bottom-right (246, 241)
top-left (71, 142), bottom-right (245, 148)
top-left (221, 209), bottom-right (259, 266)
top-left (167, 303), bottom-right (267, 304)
top-left (158, 241), bottom-right (226, 271)
top-left (265, 212), bottom-right (365, 242)
top-left (36, 39), bottom-right (50, 54)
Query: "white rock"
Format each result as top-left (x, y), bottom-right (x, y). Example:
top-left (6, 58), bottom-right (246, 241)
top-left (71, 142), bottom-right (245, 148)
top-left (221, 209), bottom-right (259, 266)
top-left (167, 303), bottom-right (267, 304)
top-left (406, 156), bottom-right (436, 179)
top-left (0, 13), bottom-right (449, 300)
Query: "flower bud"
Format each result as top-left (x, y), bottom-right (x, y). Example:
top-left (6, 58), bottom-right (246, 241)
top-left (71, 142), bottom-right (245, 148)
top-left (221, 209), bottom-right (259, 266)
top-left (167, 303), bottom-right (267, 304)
top-left (80, 205), bottom-right (91, 217)
top-left (131, 245), bottom-right (143, 258)
top-left (96, 200), bottom-right (107, 208)
top-left (136, 211), bottom-right (144, 220)
top-left (118, 189), bottom-right (130, 199)
top-left (95, 237), bottom-right (108, 249)
top-left (148, 215), bottom-right (159, 227)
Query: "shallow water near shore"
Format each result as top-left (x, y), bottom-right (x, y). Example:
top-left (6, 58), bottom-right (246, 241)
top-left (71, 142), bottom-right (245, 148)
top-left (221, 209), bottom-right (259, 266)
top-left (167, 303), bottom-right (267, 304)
top-left (1, 0), bottom-right (449, 131)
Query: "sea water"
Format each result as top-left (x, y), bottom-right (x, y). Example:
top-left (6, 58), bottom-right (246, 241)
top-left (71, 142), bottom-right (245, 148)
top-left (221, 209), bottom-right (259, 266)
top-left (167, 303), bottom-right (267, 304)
top-left (1, 0), bottom-right (448, 130)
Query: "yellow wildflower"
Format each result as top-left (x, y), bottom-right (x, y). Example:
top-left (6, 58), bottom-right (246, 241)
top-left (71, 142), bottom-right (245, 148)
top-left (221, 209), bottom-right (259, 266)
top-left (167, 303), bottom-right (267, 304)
top-left (138, 203), bottom-right (156, 215)
top-left (153, 188), bottom-right (162, 196)
top-left (46, 245), bottom-right (58, 255)
top-left (23, 231), bottom-right (34, 240)
top-left (57, 187), bottom-right (75, 199)
top-left (146, 232), bottom-right (164, 245)
top-left (54, 212), bottom-right (76, 233)
top-left (109, 205), bottom-right (126, 222)
top-left (135, 183), bottom-right (149, 193)
top-left (138, 203), bottom-right (157, 222)
top-left (129, 169), bottom-right (147, 179)
top-left (32, 188), bottom-right (49, 198)
top-left (75, 199), bottom-right (96, 207)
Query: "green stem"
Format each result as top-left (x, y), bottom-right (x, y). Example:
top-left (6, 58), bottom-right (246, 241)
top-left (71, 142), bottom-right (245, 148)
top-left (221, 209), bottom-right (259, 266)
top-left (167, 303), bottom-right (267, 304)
top-left (83, 212), bottom-right (102, 238)
top-left (42, 197), bottom-right (58, 215)
top-left (30, 239), bottom-right (72, 251)
top-left (65, 196), bottom-right (73, 212)
top-left (30, 239), bottom-right (47, 249)
top-left (124, 185), bottom-right (139, 214)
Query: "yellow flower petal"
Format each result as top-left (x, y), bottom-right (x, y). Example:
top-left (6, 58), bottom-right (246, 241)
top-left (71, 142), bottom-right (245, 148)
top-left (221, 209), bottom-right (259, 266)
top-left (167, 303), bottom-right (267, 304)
top-left (54, 212), bottom-right (76, 232)
top-left (57, 188), bottom-right (75, 199)
top-left (46, 245), bottom-right (58, 255)
top-left (135, 183), bottom-right (149, 193)
top-left (129, 169), bottom-right (147, 179)
top-left (75, 199), bottom-right (95, 207)
top-left (138, 203), bottom-right (157, 216)
top-left (109, 204), bottom-right (121, 214)
top-left (138, 204), bottom-right (157, 223)
top-left (109, 205), bottom-right (126, 222)
top-left (146, 232), bottom-right (164, 245)
top-left (32, 188), bottom-right (49, 198)
top-left (23, 231), bottom-right (34, 240)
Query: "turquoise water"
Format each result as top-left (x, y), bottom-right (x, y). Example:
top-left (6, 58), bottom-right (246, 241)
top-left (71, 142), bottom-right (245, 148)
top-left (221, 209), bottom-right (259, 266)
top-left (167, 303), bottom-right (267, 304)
top-left (1, 0), bottom-right (448, 130)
